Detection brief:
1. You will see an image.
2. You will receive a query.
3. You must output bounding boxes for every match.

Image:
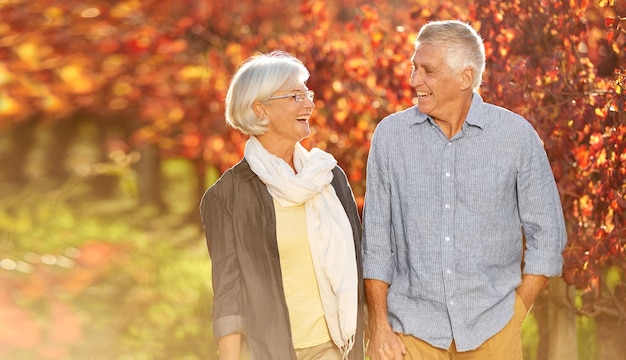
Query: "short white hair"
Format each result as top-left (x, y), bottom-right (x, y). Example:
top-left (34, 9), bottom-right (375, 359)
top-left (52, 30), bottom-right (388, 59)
top-left (414, 20), bottom-right (485, 91)
top-left (225, 50), bottom-right (310, 135)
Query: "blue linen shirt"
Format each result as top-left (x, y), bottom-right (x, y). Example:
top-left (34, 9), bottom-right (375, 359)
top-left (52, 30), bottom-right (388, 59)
top-left (361, 93), bottom-right (567, 352)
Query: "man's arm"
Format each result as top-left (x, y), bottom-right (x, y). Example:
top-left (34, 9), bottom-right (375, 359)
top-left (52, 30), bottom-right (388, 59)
top-left (516, 125), bottom-right (567, 279)
top-left (365, 279), bottom-right (406, 360)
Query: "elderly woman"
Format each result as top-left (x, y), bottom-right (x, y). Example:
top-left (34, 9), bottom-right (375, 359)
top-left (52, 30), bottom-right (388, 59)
top-left (200, 51), bottom-right (364, 360)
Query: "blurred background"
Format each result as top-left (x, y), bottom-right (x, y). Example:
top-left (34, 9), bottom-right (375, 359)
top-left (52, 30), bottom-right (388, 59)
top-left (0, 0), bottom-right (624, 359)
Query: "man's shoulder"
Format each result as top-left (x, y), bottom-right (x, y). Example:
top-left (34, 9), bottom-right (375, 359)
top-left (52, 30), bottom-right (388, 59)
top-left (377, 105), bottom-right (423, 130)
top-left (478, 100), bottom-right (526, 122)
top-left (384, 105), bottom-right (421, 120)
top-left (482, 101), bottom-right (521, 117)
top-left (479, 101), bottom-right (536, 133)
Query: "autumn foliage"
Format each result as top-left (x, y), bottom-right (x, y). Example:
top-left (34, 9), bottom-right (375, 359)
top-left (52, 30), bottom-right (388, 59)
top-left (0, 0), bottom-right (625, 358)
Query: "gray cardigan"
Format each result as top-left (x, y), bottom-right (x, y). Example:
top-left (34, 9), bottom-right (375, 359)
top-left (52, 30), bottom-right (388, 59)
top-left (200, 158), bottom-right (365, 360)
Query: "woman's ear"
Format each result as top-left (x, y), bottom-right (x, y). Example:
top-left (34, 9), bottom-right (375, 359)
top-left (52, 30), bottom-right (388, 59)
top-left (253, 101), bottom-right (268, 119)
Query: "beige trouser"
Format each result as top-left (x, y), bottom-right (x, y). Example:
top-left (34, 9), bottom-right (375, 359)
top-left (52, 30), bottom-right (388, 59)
top-left (400, 294), bottom-right (528, 360)
top-left (296, 340), bottom-right (342, 360)
top-left (237, 339), bottom-right (340, 360)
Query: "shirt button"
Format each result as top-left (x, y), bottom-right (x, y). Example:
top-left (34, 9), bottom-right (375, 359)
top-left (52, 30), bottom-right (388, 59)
top-left (447, 269), bottom-right (452, 274)
top-left (447, 142), bottom-right (452, 146)
top-left (449, 300), bottom-right (454, 305)
top-left (444, 204), bottom-right (450, 209)
top-left (445, 236), bottom-right (450, 241)
top-left (445, 172), bottom-right (450, 177)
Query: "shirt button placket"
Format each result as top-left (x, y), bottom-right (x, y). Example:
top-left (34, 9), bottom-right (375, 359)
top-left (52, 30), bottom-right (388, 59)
top-left (441, 140), bottom-right (455, 308)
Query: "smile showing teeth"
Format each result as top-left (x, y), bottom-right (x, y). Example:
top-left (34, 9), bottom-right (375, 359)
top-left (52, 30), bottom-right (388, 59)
top-left (416, 91), bottom-right (432, 98)
top-left (296, 116), bottom-right (309, 121)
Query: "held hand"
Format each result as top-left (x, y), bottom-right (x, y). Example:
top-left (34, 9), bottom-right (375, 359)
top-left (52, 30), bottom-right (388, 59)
top-left (364, 279), bottom-right (405, 359)
top-left (366, 325), bottom-right (407, 360)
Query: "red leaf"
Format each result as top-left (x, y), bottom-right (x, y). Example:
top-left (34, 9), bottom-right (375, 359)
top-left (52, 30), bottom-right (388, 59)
top-left (605, 17), bottom-right (617, 28)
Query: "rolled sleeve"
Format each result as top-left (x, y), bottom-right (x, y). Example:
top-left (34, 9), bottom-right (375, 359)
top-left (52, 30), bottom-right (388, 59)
top-left (362, 122), bottom-right (395, 284)
top-left (200, 185), bottom-right (244, 340)
top-left (523, 249), bottom-right (564, 276)
top-left (517, 125), bottom-right (567, 277)
top-left (212, 315), bottom-right (244, 341)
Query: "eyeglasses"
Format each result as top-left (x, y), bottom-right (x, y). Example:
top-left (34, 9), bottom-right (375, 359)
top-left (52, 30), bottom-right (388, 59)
top-left (264, 90), bottom-right (314, 103)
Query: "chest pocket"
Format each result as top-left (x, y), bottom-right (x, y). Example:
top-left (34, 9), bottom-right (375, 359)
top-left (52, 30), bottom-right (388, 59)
top-left (457, 163), bottom-right (510, 213)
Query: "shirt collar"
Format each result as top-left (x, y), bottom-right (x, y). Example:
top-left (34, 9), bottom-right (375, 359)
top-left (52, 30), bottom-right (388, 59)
top-left (465, 92), bottom-right (486, 129)
top-left (411, 92), bottom-right (486, 130)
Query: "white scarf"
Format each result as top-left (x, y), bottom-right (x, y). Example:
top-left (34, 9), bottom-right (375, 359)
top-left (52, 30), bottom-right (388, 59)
top-left (244, 136), bottom-right (357, 358)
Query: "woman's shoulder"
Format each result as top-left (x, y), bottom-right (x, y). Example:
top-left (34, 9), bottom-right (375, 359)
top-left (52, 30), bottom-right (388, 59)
top-left (331, 165), bottom-right (350, 190)
top-left (331, 165), bottom-right (357, 206)
top-left (201, 159), bottom-right (253, 201)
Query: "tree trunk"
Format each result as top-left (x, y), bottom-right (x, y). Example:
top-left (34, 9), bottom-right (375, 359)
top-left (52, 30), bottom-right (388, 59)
top-left (596, 314), bottom-right (626, 360)
top-left (38, 117), bottom-right (77, 185)
top-left (135, 142), bottom-right (165, 209)
top-left (0, 118), bottom-right (36, 187)
top-left (533, 278), bottom-right (579, 360)
top-left (547, 277), bottom-right (578, 360)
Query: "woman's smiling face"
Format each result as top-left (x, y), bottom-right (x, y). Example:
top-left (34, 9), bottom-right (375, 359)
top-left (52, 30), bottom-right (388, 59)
top-left (261, 82), bottom-right (315, 144)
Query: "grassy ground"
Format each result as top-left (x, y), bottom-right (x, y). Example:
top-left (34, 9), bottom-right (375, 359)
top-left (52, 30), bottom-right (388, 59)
top-left (0, 157), bottom-right (217, 359)
top-left (0, 134), bottom-right (597, 358)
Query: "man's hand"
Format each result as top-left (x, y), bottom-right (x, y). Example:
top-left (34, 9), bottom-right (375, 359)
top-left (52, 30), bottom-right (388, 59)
top-left (366, 321), bottom-right (406, 360)
top-left (516, 274), bottom-right (548, 311)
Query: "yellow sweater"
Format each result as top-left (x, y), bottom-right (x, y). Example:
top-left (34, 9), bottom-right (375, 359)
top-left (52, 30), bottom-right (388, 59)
top-left (274, 199), bottom-right (331, 349)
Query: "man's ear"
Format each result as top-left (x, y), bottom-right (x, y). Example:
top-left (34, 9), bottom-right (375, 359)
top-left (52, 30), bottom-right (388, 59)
top-left (253, 101), bottom-right (268, 118)
top-left (460, 67), bottom-right (475, 91)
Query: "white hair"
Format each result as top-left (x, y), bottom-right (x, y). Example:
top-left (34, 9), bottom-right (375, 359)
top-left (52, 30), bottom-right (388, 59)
top-left (225, 50), bottom-right (310, 135)
top-left (414, 20), bottom-right (486, 91)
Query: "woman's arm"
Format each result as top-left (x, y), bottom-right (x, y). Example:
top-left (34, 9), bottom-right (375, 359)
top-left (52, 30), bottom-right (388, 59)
top-left (200, 180), bottom-right (245, 350)
top-left (217, 333), bottom-right (241, 360)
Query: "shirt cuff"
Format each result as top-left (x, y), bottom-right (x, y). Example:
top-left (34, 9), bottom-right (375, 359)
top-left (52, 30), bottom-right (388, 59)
top-left (213, 315), bottom-right (244, 341)
top-left (522, 250), bottom-right (564, 277)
